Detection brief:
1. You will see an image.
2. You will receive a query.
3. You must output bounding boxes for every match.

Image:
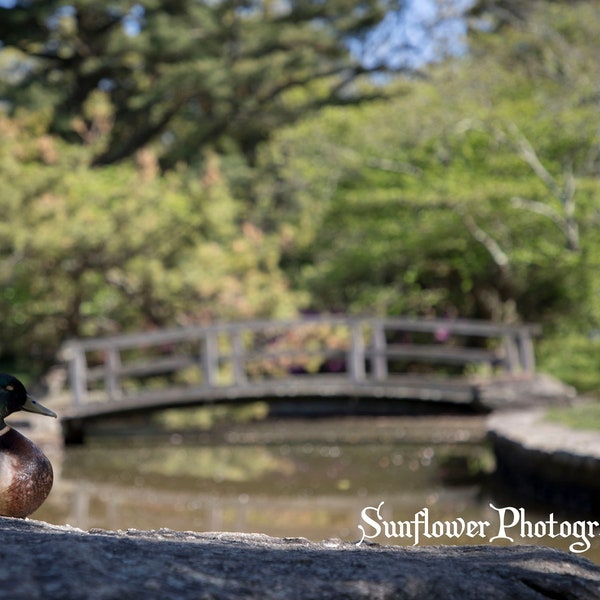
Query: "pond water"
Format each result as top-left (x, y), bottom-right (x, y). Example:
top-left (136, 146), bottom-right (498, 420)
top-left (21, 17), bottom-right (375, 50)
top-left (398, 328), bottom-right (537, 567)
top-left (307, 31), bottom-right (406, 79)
top-left (33, 415), bottom-right (600, 564)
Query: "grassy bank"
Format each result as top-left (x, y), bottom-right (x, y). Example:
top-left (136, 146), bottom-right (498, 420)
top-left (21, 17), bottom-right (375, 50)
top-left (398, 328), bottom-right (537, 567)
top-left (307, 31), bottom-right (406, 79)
top-left (546, 401), bottom-right (600, 431)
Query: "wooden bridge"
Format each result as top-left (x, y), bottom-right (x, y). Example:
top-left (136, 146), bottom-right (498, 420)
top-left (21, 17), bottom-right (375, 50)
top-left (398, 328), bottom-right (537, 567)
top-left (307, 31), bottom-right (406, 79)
top-left (59, 315), bottom-right (540, 442)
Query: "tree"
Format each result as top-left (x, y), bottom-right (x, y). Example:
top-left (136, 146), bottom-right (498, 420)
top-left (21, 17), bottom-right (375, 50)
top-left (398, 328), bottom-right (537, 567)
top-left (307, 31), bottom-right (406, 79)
top-left (0, 113), bottom-right (301, 372)
top-left (0, 0), bottom-right (403, 169)
top-left (253, 0), bottom-right (600, 326)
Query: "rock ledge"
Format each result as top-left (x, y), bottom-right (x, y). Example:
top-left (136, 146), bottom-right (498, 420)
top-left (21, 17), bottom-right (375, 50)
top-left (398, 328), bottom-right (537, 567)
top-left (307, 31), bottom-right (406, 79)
top-left (1, 517), bottom-right (599, 599)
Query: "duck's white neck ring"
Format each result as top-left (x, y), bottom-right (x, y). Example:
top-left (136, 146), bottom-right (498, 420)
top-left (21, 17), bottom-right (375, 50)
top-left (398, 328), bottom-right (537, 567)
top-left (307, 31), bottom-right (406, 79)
top-left (0, 425), bottom-right (11, 436)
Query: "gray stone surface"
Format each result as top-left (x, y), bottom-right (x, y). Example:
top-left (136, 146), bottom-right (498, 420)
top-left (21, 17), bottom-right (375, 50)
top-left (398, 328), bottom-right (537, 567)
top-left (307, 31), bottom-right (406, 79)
top-left (476, 373), bottom-right (576, 410)
top-left (487, 409), bottom-right (600, 460)
top-left (1, 517), bottom-right (599, 599)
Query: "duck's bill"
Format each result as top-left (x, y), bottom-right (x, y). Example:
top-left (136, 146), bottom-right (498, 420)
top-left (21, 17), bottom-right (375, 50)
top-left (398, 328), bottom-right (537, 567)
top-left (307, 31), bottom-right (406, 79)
top-left (23, 394), bottom-right (57, 418)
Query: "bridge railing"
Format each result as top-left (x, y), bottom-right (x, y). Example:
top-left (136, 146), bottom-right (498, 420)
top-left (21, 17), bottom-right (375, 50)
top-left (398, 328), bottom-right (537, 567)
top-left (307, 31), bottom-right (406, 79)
top-left (60, 316), bottom-right (540, 407)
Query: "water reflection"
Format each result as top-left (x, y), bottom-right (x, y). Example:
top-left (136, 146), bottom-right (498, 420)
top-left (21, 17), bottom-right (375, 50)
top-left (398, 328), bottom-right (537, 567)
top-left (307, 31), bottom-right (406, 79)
top-left (33, 416), bottom-right (600, 564)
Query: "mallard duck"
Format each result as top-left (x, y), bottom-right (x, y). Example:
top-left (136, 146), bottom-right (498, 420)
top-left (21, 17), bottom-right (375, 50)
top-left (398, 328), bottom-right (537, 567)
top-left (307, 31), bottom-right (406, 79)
top-left (0, 373), bottom-right (56, 518)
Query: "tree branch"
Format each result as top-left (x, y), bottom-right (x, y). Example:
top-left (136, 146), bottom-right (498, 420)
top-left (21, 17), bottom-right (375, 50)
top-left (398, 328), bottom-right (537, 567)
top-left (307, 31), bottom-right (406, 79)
top-left (385, 197), bottom-right (511, 271)
top-left (506, 121), bottom-right (580, 251)
top-left (458, 211), bottom-right (510, 271)
top-left (366, 157), bottom-right (422, 176)
top-left (507, 122), bottom-right (562, 197)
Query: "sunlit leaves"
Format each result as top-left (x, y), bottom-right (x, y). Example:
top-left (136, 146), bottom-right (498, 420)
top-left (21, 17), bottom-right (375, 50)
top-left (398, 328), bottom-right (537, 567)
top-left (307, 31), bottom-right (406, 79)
top-left (0, 0), bottom-right (403, 167)
top-left (0, 116), bottom-right (300, 371)
top-left (256, 1), bottom-right (600, 327)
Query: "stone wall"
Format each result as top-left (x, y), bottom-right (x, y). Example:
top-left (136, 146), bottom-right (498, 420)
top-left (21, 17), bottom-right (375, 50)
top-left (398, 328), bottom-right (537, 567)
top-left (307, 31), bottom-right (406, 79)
top-left (487, 409), bottom-right (600, 515)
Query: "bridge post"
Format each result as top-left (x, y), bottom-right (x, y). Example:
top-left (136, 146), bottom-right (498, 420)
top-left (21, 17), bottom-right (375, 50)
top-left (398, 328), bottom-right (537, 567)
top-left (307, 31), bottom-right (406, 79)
top-left (231, 327), bottom-right (248, 386)
top-left (501, 330), bottom-right (536, 374)
top-left (370, 321), bottom-right (388, 380)
top-left (348, 322), bottom-right (366, 382)
top-left (105, 347), bottom-right (122, 400)
top-left (68, 344), bottom-right (88, 407)
top-left (501, 334), bottom-right (520, 373)
top-left (516, 329), bottom-right (536, 373)
top-left (202, 329), bottom-right (219, 388)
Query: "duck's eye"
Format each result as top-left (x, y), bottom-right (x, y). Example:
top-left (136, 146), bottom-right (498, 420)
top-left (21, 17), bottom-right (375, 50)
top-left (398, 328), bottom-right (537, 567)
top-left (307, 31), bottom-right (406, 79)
top-left (5, 385), bottom-right (14, 391)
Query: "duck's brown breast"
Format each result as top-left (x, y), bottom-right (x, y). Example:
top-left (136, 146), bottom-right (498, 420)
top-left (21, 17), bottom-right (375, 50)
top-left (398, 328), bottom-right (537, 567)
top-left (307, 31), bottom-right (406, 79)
top-left (0, 427), bottom-right (53, 518)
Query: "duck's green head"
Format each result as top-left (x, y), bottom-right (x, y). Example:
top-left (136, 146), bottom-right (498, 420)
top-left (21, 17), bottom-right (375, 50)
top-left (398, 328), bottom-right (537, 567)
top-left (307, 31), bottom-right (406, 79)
top-left (0, 373), bottom-right (57, 425)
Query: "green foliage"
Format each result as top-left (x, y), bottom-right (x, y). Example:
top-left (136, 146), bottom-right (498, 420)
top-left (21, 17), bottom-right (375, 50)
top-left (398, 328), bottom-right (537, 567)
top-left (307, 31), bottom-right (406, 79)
top-left (0, 0), bottom-right (398, 167)
top-left (537, 330), bottom-right (600, 393)
top-left (255, 1), bottom-right (600, 333)
top-left (546, 401), bottom-right (600, 431)
top-left (0, 115), bottom-right (300, 372)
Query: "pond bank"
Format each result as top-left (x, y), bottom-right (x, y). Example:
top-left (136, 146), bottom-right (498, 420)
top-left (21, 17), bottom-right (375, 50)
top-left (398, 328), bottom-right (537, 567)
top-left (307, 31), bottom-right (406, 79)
top-left (487, 408), bottom-right (600, 516)
top-left (2, 516), bottom-right (599, 600)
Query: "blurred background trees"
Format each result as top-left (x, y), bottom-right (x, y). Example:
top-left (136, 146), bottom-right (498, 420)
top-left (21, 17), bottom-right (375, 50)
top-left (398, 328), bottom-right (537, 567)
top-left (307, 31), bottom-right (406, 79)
top-left (0, 113), bottom-right (301, 368)
top-left (0, 0), bottom-right (400, 167)
top-left (0, 0), bottom-right (599, 389)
